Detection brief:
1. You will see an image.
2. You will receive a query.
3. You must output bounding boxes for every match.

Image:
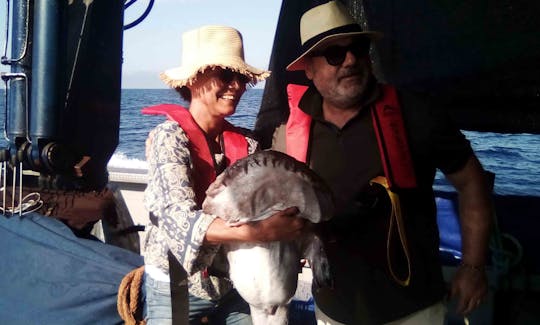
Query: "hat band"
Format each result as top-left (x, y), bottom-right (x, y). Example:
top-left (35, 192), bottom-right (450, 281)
top-left (301, 24), bottom-right (365, 53)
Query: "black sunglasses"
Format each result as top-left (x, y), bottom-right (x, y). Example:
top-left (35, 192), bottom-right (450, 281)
top-left (310, 39), bottom-right (371, 66)
top-left (217, 69), bottom-right (250, 84)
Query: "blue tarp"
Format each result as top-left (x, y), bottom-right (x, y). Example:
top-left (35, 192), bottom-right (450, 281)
top-left (0, 212), bottom-right (144, 325)
top-left (435, 193), bottom-right (463, 264)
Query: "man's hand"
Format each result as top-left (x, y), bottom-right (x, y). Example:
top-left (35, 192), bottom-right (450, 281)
top-left (246, 207), bottom-right (305, 242)
top-left (205, 206), bottom-right (306, 244)
top-left (450, 263), bottom-right (488, 315)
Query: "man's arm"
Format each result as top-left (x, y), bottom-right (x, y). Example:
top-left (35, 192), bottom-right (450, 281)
top-left (204, 206), bottom-right (306, 244)
top-left (445, 154), bottom-right (494, 315)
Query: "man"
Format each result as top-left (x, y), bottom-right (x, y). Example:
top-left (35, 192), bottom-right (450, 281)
top-left (269, 1), bottom-right (493, 324)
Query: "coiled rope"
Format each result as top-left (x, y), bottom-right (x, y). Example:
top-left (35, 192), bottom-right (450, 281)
top-left (118, 266), bottom-right (146, 325)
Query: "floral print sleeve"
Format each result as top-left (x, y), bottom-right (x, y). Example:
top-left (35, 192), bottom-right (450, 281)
top-left (143, 120), bottom-right (218, 274)
top-left (143, 120), bottom-right (259, 277)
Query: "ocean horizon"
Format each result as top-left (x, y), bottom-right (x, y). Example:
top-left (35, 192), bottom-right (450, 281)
top-left (0, 89), bottom-right (539, 196)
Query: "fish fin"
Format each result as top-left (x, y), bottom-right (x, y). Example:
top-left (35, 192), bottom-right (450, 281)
top-left (303, 233), bottom-right (333, 290)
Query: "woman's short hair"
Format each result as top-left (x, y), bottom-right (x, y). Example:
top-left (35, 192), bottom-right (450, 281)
top-left (175, 86), bottom-right (191, 102)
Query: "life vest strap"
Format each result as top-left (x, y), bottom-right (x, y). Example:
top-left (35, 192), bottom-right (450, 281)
top-left (285, 84), bottom-right (417, 190)
top-left (285, 85), bottom-right (415, 286)
top-left (370, 176), bottom-right (412, 287)
top-left (371, 85), bottom-right (417, 190)
top-left (285, 84), bottom-right (311, 162)
top-left (142, 104), bottom-right (248, 205)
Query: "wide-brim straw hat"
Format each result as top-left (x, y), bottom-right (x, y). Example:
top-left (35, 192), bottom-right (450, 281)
top-left (287, 1), bottom-right (383, 71)
top-left (161, 25), bottom-right (270, 88)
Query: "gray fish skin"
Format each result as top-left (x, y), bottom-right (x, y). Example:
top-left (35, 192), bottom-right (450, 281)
top-left (203, 150), bottom-right (334, 225)
top-left (202, 150), bottom-right (334, 325)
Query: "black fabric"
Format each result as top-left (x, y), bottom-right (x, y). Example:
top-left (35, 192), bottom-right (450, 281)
top-left (168, 251), bottom-right (189, 325)
top-left (302, 24), bottom-right (365, 53)
top-left (296, 85), bottom-right (473, 324)
top-left (256, 0), bottom-right (540, 144)
top-left (300, 87), bottom-right (383, 215)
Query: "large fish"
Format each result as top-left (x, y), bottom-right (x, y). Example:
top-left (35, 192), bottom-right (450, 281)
top-left (202, 150), bottom-right (334, 324)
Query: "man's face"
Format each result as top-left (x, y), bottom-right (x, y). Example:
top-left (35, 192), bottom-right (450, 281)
top-left (305, 37), bottom-right (372, 109)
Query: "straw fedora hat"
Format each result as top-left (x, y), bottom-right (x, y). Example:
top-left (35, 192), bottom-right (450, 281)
top-left (287, 1), bottom-right (383, 71)
top-left (160, 25), bottom-right (270, 88)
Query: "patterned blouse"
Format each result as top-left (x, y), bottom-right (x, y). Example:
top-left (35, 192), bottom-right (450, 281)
top-left (143, 119), bottom-right (259, 300)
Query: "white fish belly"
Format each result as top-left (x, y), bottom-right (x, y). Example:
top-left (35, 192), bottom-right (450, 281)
top-left (226, 241), bottom-right (300, 309)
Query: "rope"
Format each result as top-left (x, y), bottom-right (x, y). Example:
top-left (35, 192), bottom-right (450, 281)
top-left (118, 266), bottom-right (146, 325)
top-left (370, 176), bottom-right (412, 286)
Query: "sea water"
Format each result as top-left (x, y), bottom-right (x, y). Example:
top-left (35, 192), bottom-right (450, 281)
top-left (0, 89), bottom-right (538, 196)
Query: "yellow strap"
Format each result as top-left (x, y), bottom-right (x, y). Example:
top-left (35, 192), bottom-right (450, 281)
top-left (370, 176), bottom-right (412, 286)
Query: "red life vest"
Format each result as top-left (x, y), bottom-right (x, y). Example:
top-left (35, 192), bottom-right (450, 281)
top-left (142, 104), bottom-right (248, 206)
top-left (286, 84), bottom-right (417, 190)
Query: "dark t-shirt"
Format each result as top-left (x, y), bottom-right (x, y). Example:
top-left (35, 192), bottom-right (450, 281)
top-left (279, 84), bottom-right (473, 324)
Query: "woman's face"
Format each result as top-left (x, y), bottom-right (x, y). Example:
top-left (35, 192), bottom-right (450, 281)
top-left (189, 67), bottom-right (248, 118)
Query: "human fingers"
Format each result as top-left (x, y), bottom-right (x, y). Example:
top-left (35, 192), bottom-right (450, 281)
top-left (252, 209), bottom-right (304, 242)
top-left (450, 276), bottom-right (471, 315)
top-left (279, 206), bottom-right (300, 217)
top-left (274, 209), bottom-right (306, 233)
top-left (453, 280), bottom-right (481, 316)
top-left (451, 263), bottom-right (488, 315)
top-left (454, 289), bottom-right (486, 316)
top-left (461, 297), bottom-right (474, 316)
top-left (461, 295), bottom-right (483, 316)
top-left (454, 293), bottom-right (467, 315)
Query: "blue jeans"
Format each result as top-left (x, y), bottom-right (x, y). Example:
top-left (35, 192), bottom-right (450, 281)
top-left (143, 274), bottom-right (175, 324)
top-left (143, 273), bottom-right (252, 325)
top-left (189, 291), bottom-right (252, 325)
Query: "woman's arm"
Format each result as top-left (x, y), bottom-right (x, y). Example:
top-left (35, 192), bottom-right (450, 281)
top-left (145, 122), bottom-right (218, 274)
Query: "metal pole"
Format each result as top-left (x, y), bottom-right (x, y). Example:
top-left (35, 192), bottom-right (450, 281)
top-left (30, 0), bottom-right (62, 142)
top-left (5, 0), bottom-right (32, 150)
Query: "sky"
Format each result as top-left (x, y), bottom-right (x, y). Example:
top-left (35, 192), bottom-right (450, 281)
top-left (0, 0), bottom-right (283, 88)
top-left (122, 0), bottom-right (282, 88)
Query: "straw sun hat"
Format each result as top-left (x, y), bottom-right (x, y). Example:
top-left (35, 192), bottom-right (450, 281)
top-left (160, 25), bottom-right (270, 88)
top-left (287, 1), bottom-right (383, 71)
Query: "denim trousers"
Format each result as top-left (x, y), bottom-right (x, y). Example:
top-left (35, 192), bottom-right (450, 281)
top-left (143, 273), bottom-right (252, 325)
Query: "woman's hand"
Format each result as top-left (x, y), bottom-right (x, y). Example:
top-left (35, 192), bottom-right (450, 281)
top-left (205, 207), bottom-right (306, 244)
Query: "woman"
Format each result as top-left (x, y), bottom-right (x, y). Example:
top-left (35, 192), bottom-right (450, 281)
top-left (142, 25), bottom-right (306, 324)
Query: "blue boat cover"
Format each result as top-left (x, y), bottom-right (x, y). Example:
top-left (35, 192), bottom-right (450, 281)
top-left (436, 193), bottom-right (463, 264)
top-left (0, 212), bottom-right (144, 324)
